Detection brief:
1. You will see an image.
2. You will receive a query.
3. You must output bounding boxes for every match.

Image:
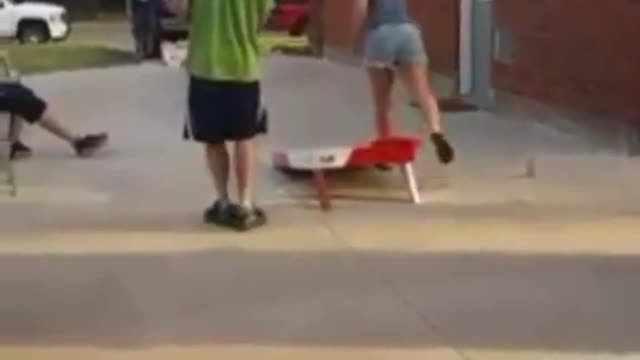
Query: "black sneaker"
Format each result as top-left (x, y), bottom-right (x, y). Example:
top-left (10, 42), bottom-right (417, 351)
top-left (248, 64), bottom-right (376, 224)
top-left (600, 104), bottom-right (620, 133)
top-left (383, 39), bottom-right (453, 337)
top-left (430, 133), bottom-right (455, 165)
top-left (73, 133), bottom-right (108, 158)
top-left (203, 200), bottom-right (235, 226)
top-left (229, 206), bottom-right (267, 232)
top-left (10, 141), bottom-right (33, 160)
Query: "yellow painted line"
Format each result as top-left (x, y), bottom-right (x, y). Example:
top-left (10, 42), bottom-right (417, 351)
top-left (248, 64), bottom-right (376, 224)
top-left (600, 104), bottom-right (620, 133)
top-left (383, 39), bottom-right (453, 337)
top-left (331, 218), bottom-right (640, 255)
top-left (1, 216), bottom-right (640, 256)
top-left (0, 226), bottom-right (339, 255)
top-left (466, 349), bottom-right (640, 360)
top-left (0, 346), bottom-right (461, 360)
top-left (0, 346), bottom-right (637, 360)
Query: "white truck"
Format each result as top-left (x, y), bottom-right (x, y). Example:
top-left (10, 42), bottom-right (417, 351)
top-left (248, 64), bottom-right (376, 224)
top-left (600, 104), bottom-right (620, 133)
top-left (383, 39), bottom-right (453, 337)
top-left (0, 0), bottom-right (70, 44)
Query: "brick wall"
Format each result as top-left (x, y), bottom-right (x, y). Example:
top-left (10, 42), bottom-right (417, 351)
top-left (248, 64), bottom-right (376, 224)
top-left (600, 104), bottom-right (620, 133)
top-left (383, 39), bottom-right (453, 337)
top-left (320, 0), bottom-right (366, 64)
top-left (407, 0), bottom-right (458, 76)
top-left (493, 0), bottom-right (640, 120)
top-left (319, 0), bottom-right (639, 121)
top-left (320, 0), bottom-right (459, 74)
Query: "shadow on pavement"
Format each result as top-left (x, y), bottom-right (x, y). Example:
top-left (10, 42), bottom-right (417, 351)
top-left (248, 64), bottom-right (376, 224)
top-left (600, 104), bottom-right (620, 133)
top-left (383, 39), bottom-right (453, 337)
top-left (0, 250), bottom-right (638, 353)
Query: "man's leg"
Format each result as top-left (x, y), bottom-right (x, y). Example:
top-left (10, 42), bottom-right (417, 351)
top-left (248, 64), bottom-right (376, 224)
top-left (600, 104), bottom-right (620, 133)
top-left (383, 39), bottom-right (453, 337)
top-left (205, 142), bottom-right (231, 203)
top-left (230, 136), bottom-right (266, 231)
top-left (7, 84), bottom-right (107, 158)
top-left (8, 118), bottom-right (32, 160)
top-left (36, 109), bottom-right (77, 143)
top-left (191, 77), bottom-right (266, 230)
top-left (228, 81), bottom-right (266, 231)
top-left (26, 110), bottom-right (107, 158)
top-left (234, 139), bottom-right (255, 210)
top-left (202, 141), bottom-right (238, 225)
top-left (189, 77), bottom-right (238, 226)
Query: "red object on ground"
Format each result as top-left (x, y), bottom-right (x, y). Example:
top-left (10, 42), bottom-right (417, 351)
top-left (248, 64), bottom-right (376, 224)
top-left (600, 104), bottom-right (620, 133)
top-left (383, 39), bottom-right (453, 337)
top-left (266, 1), bottom-right (310, 32)
top-left (273, 134), bottom-right (423, 210)
top-left (348, 136), bottom-right (421, 166)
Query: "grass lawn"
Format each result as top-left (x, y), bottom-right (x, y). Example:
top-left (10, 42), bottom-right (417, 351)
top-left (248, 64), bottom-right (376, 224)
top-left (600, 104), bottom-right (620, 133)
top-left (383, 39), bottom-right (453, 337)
top-left (260, 32), bottom-right (310, 52)
top-left (0, 44), bottom-right (137, 75)
top-left (0, 30), bottom-right (308, 75)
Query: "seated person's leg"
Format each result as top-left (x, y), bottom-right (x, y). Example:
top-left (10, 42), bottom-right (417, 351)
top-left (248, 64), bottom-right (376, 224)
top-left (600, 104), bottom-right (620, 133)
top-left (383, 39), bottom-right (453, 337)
top-left (1, 83), bottom-right (108, 158)
top-left (0, 84), bottom-right (34, 159)
top-left (9, 120), bottom-right (32, 160)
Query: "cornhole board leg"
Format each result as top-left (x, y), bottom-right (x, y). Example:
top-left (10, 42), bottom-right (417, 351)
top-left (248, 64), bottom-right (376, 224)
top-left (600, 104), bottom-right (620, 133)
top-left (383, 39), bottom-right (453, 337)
top-left (402, 162), bottom-right (421, 205)
top-left (312, 169), bottom-right (331, 211)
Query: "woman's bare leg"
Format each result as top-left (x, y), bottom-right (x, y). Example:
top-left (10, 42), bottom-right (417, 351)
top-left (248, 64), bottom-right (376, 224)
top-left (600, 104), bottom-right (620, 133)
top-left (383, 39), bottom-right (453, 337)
top-left (397, 62), bottom-right (442, 134)
top-left (367, 66), bottom-right (395, 138)
top-left (398, 62), bottom-right (454, 164)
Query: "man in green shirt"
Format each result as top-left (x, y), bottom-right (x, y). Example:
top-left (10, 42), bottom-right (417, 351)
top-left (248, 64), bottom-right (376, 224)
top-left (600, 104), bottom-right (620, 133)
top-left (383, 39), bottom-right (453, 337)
top-left (169, 0), bottom-right (273, 231)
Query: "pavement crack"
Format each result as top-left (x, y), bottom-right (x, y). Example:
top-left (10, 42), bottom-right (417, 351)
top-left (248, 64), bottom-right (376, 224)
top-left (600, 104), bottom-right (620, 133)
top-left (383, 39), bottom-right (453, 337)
top-left (321, 219), bottom-right (472, 360)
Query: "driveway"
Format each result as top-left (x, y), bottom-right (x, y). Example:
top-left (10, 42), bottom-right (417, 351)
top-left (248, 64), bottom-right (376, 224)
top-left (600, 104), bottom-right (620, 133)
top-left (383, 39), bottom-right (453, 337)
top-left (1, 56), bottom-right (640, 359)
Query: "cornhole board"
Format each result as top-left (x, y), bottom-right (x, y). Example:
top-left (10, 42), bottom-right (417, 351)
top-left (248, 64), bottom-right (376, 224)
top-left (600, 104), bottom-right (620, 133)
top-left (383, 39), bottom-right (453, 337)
top-left (273, 135), bottom-right (421, 211)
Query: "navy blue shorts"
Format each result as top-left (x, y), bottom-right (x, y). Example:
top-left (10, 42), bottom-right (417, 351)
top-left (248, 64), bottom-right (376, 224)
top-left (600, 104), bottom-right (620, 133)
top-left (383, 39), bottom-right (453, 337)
top-left (184, 76), bottom-right (267, 144)
top-left (0, 83), bottom-right (47, 124)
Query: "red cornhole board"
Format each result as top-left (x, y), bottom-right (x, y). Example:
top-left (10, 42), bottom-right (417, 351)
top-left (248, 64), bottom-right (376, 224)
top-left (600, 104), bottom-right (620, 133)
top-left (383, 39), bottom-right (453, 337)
top-left (273, 135), bottom-right (422, 211)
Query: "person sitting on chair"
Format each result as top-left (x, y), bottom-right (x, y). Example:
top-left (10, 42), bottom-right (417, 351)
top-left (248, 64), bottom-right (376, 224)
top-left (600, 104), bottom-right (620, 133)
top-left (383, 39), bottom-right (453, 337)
top-left (0, 82), bottom-right (108, 159)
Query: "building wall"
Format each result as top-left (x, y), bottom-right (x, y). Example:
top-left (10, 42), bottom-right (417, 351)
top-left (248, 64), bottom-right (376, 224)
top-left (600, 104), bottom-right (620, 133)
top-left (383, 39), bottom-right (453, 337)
top-left (406, 0), bottom-right (458, 76)
top-left (492, 0), bottom-right (640, 120)
top-left (320, 0), bottom-right (459, 75)
top-left (319, 0), bottom-right (640, 122)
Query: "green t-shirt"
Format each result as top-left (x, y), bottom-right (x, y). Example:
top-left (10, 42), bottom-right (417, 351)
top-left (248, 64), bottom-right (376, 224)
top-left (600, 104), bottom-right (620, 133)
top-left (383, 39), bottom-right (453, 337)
top-left (187, 0), bottom-right (274, 82)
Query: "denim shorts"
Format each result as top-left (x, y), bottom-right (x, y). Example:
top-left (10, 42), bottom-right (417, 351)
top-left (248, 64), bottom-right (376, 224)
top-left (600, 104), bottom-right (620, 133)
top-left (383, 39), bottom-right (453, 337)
top-left (364, 23), bottom-right (428, 68)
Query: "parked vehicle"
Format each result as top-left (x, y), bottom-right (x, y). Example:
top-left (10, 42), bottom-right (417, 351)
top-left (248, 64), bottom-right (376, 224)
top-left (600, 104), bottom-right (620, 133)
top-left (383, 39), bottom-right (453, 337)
top-left (266, 0), bottom-right (310, 36)
top-left (128, 0), bottom-right (309, 59)
top-left (0, 0), bottom-right (70, 44)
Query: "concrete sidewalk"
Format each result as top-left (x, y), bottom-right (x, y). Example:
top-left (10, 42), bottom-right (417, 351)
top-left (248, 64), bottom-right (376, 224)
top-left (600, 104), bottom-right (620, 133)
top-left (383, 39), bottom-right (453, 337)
top-left (1, 57), bottom-right (640, 359)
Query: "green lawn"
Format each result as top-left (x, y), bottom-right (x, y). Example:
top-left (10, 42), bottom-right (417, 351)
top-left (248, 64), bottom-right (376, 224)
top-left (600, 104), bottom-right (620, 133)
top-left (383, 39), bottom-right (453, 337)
top-left (0, 31), bottom-right (307, 75)
top-left (260, 32), bottom-right (309, 52)
top-left (0, 44), bottom-right (137, 75)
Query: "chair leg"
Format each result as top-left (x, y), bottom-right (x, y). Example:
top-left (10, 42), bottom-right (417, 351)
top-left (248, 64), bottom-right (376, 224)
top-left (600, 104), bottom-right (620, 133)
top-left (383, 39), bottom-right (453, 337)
top-left (402, 163), bottom-right (421, 205)
top-left (7, 161), bottom-right (16, 197)
top-left (8, 114), bottom-right (18, 196)
top-left (0, 142), bottom-right (16, 196)
top-left (312, 169), bottom-right (331, 211)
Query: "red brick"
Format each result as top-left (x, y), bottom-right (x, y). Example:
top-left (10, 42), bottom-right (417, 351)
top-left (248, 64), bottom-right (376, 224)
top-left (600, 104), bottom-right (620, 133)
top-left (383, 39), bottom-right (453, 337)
top-left (492, 0), bottom-right (640, 119)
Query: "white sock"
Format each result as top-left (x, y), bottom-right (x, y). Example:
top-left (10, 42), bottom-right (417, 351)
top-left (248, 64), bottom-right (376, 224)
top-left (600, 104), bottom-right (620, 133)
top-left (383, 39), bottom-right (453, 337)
top-left (240, 199), bottom-right (253, 211)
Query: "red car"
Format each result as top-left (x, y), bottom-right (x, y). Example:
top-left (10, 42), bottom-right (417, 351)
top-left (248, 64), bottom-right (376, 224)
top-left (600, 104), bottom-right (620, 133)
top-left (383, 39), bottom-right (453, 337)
top-left (266, 0), bottom-right (310, 36)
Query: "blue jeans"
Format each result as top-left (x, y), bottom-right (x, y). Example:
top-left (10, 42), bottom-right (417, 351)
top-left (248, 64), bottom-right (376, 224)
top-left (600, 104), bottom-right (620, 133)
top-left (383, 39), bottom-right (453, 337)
top-left (364, 23), bottom-right (428, 68)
